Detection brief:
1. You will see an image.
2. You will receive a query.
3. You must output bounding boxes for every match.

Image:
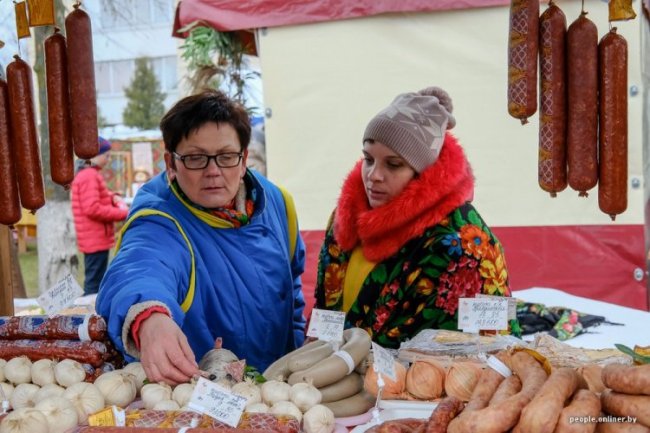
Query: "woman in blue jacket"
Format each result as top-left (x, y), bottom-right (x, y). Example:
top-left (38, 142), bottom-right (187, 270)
top-left (96, 90), bottom-right (306, 385)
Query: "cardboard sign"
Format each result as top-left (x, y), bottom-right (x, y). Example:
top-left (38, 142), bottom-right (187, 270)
top-left (188, 377), bottom-right (246, 427)
top-left (37, 274), bottom-right (83, 316)
top-left (306, 308), bottom-right (345, 342)
top-left (458, 297), bottom-right (509, 332)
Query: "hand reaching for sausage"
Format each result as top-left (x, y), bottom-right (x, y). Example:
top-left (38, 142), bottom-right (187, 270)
top-left (137, 313), bottom-right (200, 385)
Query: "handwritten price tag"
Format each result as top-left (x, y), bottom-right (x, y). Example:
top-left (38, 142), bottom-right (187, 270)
top-left (188, 377), bottom-right (246, 427)
top-left (37, 274), bottom-right (83, 316)
top-left (458, 297), bottom-right (509, 332)
top-left (306, 309), bottom-right (345, 342)
top-left (371, 342), bottom-right (396, 382)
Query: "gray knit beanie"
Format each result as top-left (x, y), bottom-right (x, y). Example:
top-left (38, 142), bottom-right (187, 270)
top-left (363, 86), bottom-right (456, 173)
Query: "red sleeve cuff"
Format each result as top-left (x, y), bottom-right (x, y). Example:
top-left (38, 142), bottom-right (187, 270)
top-left (130, 306), bottom-right (170, 350)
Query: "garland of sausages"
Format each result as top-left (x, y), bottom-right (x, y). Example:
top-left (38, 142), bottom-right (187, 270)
top-left (509, 1), bottom-right (630, 220)
top-left (0, 4), bottom-right (99, 227)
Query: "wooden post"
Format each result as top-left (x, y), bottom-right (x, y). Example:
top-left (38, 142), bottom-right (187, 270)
top-left (0, 226), bottom-right (15, 315)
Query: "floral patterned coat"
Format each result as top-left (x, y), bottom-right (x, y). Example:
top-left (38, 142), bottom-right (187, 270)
top-left (314, 133), bottom-right (511, 348)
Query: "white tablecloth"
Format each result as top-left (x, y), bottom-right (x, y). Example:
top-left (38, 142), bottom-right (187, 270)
top-left (513, 287), bottom-right (650, 350)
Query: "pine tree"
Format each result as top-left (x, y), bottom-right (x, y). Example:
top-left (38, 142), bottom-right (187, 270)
top-left (122, 57), bottom-right (166, 129)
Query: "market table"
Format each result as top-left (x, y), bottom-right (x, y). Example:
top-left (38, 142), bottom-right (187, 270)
top-left (513, 287), bottom-right (650, 350)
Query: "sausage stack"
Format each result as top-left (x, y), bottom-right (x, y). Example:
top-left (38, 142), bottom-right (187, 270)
top-left (0, 314), bottom-right (123, 377)
top-left (599, 363), bottom-right (650, 431)
top-left (508, 1), bottom-right (631, 220)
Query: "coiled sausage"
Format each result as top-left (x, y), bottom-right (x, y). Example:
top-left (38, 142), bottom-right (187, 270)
top-left (6, 55), bottom-right (45, 212)
top-left (538, 1), bottom-right (567, 197)
top-left (507, 0), bottom-right (539, 124)
top-left (65, 4), bottom-right (99, 159)
top-left (0, 76), bottom-right (21, 226)
top-left (567, 12), bottom-right (599, 196)
top-left (598, 28), bottom-right (628, 220)
top-left (45, 27), bottom-right (75, 188)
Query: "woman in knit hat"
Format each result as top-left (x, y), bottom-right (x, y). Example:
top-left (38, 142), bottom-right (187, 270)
top-left (314, 87), bottom-right (512, 347)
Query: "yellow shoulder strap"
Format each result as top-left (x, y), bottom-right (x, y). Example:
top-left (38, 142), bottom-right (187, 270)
top-left (115, 209), bottom-right (196, 313)
top-left (277, 185), bottom-right (298, 260)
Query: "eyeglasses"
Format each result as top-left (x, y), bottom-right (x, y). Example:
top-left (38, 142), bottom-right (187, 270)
top-left (172, 152), bottom-right (243, 170)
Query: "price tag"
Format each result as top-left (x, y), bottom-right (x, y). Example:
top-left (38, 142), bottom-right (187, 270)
top-left (37, 274), bottom-right (83, 316)
top-left (188, 377), bottom-right (246, 427)
top-left (458, 297), bottom-right (509, 331)
top-left (476, 294), bottom-right (517, 320)
top-left (306, 309), bottom-right (345, 342)
top-left (371, 342), bottom-right (396, 382)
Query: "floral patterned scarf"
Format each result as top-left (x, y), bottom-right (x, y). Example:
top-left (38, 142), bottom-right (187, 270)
top-left (315, 134), bottom-right (512, 348)
top-left (171, 172), bottom-right (255, 228)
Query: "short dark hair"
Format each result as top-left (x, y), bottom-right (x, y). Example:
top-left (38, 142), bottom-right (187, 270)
top-left (160, 89), bottom-right (251, 153)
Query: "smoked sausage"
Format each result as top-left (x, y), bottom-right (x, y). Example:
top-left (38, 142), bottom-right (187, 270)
top-left (566, 12), bottom-right (599, 196)
top-left (6, 55), bottom-right (46, 212)
top-left (507, 0), bottom-right (539, 124)
top-left (598, 28), bottom-right (628, 220)
top-left (538, 1), bottom-right (567, 197)
top-left (65, 4), bottom-right (99, 159)
top-left (425, 396), bottom-right (464, 433)
top-left (0, 75), bottom-right (21, 226)
top-left (45, 27), bottom-right (75, 188)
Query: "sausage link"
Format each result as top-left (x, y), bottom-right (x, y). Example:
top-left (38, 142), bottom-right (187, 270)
top-left (538, 1), bottom-right (567, 197)
top-left (598, 28), bottom-right (628, 220)
top-left (45, 27), bottom-right (74, 188)
top-left (567, 12), bottom-right (599, 196)
top-left (0, 339), bottom-right (108, 367)
top-left (488, 374), bottom-right (522, 406)
top-left (601, 363), bottom-right (650, 395)
top-left (6, 55), bottom-right (45, 211)
top-left (318, 371), bottom-right (363, 402)
top-left (424, 396), bottom-right (464, 433)
top-left (507, 0), bottom-right (539, 124)
top-left (0, 76), bottom-right (21, 226)
top-left (601, 390), bottom-right (650, 427)
top-left (322, 390), bottom-right (375, 418)
top-left (595, 422), bottom-right (650, 433)
top-left (65, 4), bottom-right (99, 159)
top-left (516, 367), bottom-right (580, 433)
top-left (263, 339), bottom-right (327, 381)
top-left (449, 351), bottom-right (548, 433)
top-left (553, 389), bottom-right (601, 433)
top-left (0, 314), bottom-right (107, 341)
top-left (462, 351), bottom-right (509, 413)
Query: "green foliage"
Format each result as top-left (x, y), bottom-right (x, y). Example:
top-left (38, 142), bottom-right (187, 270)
top-left (122, 57), bottom-right (166, 130)
top-left (179, 22), bottom-right (259, 112)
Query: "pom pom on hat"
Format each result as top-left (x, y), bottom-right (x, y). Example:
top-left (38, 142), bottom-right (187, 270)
top-left (362, 86), bottom-right (456, 173)
top-left (98, 137), bottom-right (112, 155)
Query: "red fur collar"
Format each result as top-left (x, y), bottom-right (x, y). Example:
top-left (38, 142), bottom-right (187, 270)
top-left (334, 133), bottom-right (475, 262)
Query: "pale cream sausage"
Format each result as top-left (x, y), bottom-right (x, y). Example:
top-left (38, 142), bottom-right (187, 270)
top-left (288, 342), bottom-right (334, 372)
top-left (462, 351), bottom-right (510, 412)
top-left (319, 372), bottom-right (364, 403)
top-left (288, 328), bottom-right (371, 388)
top-left (263, 339), bottom-right (327, 381)
top-left (489, 374), bottom-right (522, 406)
top-left (322, 390), bottom-right (375, 418)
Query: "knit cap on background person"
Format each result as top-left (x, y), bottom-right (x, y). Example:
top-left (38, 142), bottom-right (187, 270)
top-left (363, 86), bottom-right (456, 173)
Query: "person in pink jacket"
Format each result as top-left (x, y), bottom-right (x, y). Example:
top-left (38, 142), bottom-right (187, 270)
top-left (71, 137), bottom-right (128, 295)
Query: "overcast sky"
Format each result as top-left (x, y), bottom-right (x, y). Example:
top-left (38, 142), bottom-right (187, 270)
top-left (0, 1), bottom-right (30, 77)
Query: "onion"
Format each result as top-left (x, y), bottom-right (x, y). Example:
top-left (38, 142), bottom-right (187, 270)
top-left (364, 361), bottom-right (408, 399)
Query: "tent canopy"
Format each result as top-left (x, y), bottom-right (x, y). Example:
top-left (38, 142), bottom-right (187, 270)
top-left (173, 0), bottom-right (510, 34)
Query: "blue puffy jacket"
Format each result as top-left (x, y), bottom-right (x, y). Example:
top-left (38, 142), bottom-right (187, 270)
top-left (96, 170), bottom-right (306, 371)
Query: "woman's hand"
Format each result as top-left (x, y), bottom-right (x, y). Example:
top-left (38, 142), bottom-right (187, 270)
top-left (137, 313), bottom-right (200, 385)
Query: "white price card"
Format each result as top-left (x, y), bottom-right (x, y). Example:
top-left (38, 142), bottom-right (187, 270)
top-left (188, 377), bottom-right (246, 427)
top-left (37, 274), bottom-right (83, 316)
top-left (371, 342), bottom-right (396, 382)
top-left (306, 309), bottom-right (345, 342)
top-left (458, 297), bottom-right (509, 331)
